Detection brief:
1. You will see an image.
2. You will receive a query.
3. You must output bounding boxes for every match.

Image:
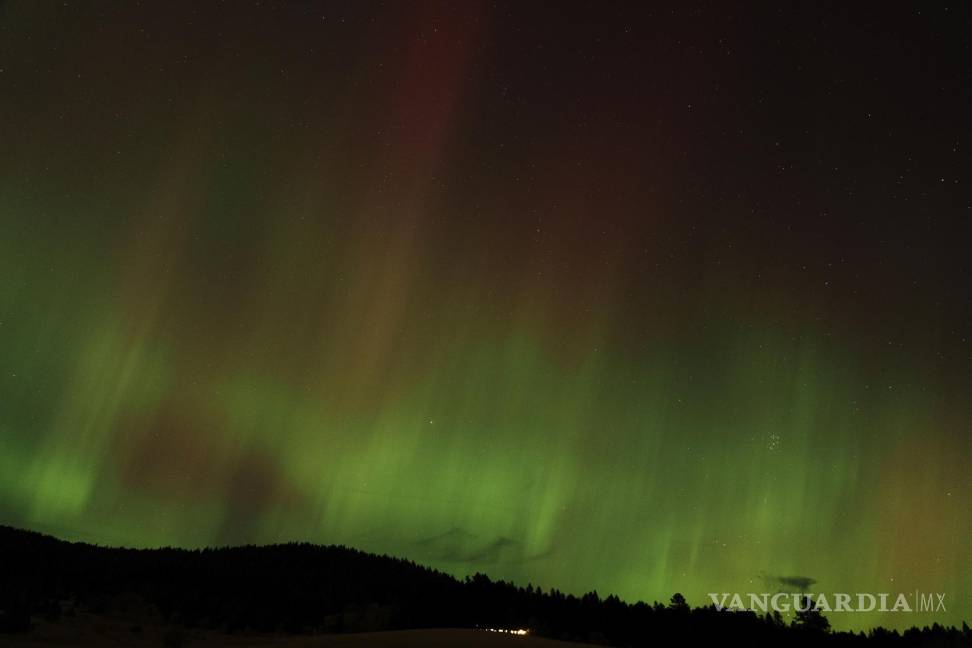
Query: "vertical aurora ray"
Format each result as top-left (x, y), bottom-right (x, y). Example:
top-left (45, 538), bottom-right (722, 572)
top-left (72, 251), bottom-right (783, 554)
top-left (1, 0), bottom-right (970, 632)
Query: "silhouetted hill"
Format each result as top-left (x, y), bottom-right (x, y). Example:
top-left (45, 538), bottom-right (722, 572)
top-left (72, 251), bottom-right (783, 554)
top-left (1, 525), bottom-right (969, 647)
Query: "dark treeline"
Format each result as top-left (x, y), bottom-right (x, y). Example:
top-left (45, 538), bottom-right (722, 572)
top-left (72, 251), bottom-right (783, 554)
top-left (1, 525), bottom-right (969, 647)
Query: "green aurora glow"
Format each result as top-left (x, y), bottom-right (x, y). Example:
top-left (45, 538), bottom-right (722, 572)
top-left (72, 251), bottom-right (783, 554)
top-left (1, 1), bottom-right (970, 632)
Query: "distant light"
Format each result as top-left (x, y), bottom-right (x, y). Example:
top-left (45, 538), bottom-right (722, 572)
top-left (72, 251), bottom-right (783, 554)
top-left (482, 627), bottom-right (530, 636)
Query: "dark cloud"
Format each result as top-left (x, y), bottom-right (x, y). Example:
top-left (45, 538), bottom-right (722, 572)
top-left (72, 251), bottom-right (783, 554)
top-left (762, 573), bottom-right (817, 591)
top-left (113, 402), bottom-right (226, 499)
top-left (216, 448), bottom-right (306, 545)
top-left (411, 527), bottom-right (551, 565)
top-left (461, 536), bottom-right (519, 563)
top-left (112, 397), bottom-right (306, 545)
top-left (414, 526), bottom-right (478, 549)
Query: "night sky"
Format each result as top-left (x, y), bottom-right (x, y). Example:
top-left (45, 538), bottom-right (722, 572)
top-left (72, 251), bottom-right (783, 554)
top-left (1, 1), bottom-right (970, 631)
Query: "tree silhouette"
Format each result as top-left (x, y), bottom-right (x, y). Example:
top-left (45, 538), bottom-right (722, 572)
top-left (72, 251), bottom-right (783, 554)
top-left (792, 595), bottom-right (830, 634)
top-left (669, 593), bottom-right (688, 611)
top-left (3, 525), bottom-right (969, 646)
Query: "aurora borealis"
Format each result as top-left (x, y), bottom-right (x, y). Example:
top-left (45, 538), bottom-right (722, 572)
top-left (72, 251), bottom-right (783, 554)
top-left (1, 0), bottom-right (970, 632)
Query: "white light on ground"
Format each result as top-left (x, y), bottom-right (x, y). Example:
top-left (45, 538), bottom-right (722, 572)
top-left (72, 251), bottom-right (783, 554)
top-left (482, 627), bottom-right (529, 636)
